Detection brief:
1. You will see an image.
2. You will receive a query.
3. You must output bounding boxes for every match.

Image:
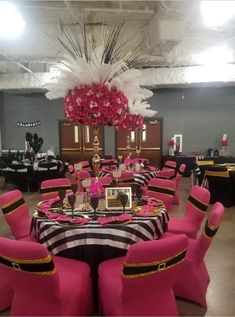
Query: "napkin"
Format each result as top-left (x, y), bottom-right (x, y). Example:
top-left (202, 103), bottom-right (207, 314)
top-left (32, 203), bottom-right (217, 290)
top-left (136, 200), bottom-right (163, 217)
top-left (98, 214), bottom-right (133, 226)
top-left (56, 215), bottom-right (90, 225)
top-left (37, 197), bottom-right (61, 212)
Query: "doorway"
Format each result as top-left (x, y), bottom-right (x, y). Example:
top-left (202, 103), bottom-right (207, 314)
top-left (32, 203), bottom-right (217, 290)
top-left (115, 119), bottom-right (162, 168)
top-left (59, 120), bottom-right (104, 164)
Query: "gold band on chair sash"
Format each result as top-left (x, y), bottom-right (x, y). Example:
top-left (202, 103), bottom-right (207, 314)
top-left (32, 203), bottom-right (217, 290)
top-left (164, 164), bottom-right (176, 170)
top-left (122, 249), bottom-right (187, 279)
top-left (205, 170), bottom-right (229, 178)
top-left (197, 160), bottom-right (214, 166)
top-left (188, 194), bottom-right (208, 212)
top-left (0, 254), bottom-right (55, 275)
top-left (1, 197), bottom-right (26, 215)
top-left (204, 219), bottom-right (219, 238)
top-left (147, 185), bottom-right (175, 197)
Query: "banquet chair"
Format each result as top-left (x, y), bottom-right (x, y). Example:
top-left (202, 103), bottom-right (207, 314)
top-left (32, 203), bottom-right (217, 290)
top-left (157, 168), bottom-right (176, 180)
top-left (166, 185), bottom-right (210, 238)
top-left (77, 160), bottom-right (92, 171)
top-left (0, 237), bottom-right (93, 316)
top-left (98, 234), bottom-right (188, 316)
top-left (172, 163), bottom-right (186, 204)
top-left (204, 166), bottom-right (234, 207)
top-left (0, 190), bottom-right (32, 240)
top-left (40, 178), bottom-right (72, 201)
top-left (0, 270), bottom-right (13, 313)
top-left (116, 171), bottom-right (134, 187)
top-left (173, 202), bottom-right (224, 308)
top-left (147, 178), bottom-right (176, 211)
top-left (162, 160), bottom-right (177, 177)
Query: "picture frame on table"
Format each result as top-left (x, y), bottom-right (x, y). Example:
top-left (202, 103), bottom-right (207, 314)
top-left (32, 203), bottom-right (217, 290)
top-left (105, 187), bottom-right (132, 210)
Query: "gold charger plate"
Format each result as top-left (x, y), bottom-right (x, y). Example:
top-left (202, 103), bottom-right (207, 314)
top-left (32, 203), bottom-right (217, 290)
top-left (103, 220), bottom-right (132, 227)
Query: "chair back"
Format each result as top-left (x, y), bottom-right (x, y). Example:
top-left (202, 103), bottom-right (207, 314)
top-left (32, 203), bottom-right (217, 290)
top-left (157, 169), bottom-right (175, 179)
top-left (0, 190), bottom-right (31, 239)
top-left (163, 160), bottom-right (177, 176)
top-left (121, 235), bottom-right (188, 316)
top-left (40, 178), bottom-right (71, 200)
top-left (175, 164), bottom-right (186, 188)
top-left (147, 178), bottom-right (175, 210)
top-left (195, 202), bottom-right (224, 262)
top-left (0, 238), bottom-right (62, 316)
top-left (77, 161), bottom-right (92, 171)
top-left (184, 185), bottom-right (210, 227)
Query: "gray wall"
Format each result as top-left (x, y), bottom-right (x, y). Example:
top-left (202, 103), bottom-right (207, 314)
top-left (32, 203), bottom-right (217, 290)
top-left (149, 87), bottom-right (235, 156)
top-left (0, 93), bottom-right (65, 154)
top-left (0, 86), bottom-right (235, 156)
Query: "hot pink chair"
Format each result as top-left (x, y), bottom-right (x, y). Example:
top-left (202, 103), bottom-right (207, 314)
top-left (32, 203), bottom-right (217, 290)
top-left (98, 234), bottom-right (188, 316)
top-left (77, 160), bottom-right (92, 171)
top-left (0, 237), bottom-right (93, 316)
top-left (40, 178), bottom-right (72, 201)
top-left (173, 163), bottom-right (186, 204)
top-left (173, 202), bottom-right (224, 308)
top-left (113, 171), bottom-right (134, 187)
top-left (0, 267), bottom-right (13, 312)
top-left (147, 178), bottom-right (176, 211)
top-left (157, 168), bottom-right (176, 179)
top-left (0, 190), bottom-right (31, 240)
top-left (163, 160), bottom-right (177, 177)
top-left (167, 185), bottom-right (210, 238)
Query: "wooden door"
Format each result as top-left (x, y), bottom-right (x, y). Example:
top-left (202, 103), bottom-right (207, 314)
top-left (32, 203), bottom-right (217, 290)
top-left (59, 120), bottom-right (104, 164)
top-left (115, 119), bottom-right (162, 168)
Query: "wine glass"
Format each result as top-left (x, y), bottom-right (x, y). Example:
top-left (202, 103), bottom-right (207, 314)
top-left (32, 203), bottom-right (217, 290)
top-left (136, 186), bottom-right (143, 205)
top-left (58, 189), bottom-right (66, 211)
top-left (90, 196), bottom-right (99, 220)
top-left (67, 194), bottom-right (76, 219)
top-left (71, 183), bottom-right (78, 195)
top-left (118, 192), bottom-right (128, 214)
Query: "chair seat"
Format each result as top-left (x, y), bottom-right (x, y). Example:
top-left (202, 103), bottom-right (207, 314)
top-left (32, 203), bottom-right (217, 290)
top-left (168, 217), bottom-right (198, 239)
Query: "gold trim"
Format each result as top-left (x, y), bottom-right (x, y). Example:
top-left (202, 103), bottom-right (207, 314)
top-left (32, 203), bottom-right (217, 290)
top-left (61, 148), bottom-right (81, 151)
top-left (205, 170), bottom-right (229, 178)
top-left (122, 248), bottom-right (187, 279)
top-left (197, 160), bottom-right (214, 166)
top-left (0, 254), bottom-right (55, 275)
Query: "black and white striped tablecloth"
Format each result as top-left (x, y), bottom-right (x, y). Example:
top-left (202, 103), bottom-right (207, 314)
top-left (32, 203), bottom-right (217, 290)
top-left (98, 170), bottom-right (159, 187)
top-left (31, 209), bottom-right (169, 256)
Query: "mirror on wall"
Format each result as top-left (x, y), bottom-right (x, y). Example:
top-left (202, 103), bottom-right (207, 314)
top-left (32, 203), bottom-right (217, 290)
top-left (173, 134), bottom-right (183, 153)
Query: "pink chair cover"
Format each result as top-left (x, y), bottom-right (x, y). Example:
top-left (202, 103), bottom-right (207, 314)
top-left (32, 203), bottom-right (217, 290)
top-left (40, 178), bottom-right (72, 200)
top-left (0, 267), bottom-right (13, 312)
top-left (0, 190), bottom-right (31, 240)
top-left (163, 160), bottom-right (177, 176)
top-left (173, 202), bottom-right (224, 308)
top-left (0, 237), bottom-right (93, 316)
top-left (157, 169), bottom-right (176, 179)
top-left (77, 160), bottom-right (92, 171)
top-left (167, 185), bottom-right (210, 238)
top-left (98, 234), bottom-right (188, 316)
top-left (147, 178), bottom-right (176, 211)
top-left (173, 163), bottom-right (186, 204)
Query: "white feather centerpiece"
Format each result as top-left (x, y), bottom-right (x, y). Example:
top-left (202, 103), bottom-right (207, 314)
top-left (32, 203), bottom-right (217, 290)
top-left (44, 20), bottom-right (157, 167)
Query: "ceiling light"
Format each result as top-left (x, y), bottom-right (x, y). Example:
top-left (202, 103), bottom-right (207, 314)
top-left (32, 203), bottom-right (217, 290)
top-left (194, 46), bottom-right (233, 66)
top-left (200, 1), bottom-right (235, 28)
top-left (0, 1), bottom-right (26, 39)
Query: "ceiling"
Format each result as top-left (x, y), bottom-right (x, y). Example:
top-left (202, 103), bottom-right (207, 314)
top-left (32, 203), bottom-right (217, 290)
top-left (1, 1), bottom-right (235, 90)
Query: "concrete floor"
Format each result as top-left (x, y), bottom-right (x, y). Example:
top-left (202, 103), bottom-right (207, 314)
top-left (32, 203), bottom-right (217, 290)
top-left (0, 177), bottom-right (235, 316)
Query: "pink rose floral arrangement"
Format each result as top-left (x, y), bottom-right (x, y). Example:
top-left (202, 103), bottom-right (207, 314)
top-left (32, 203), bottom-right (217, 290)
top-left (168, 139), bottom-right (175, 147)
top-left (221, 139), bottom-right (228, 146)
top-left (64, 83), bottom-right (143, 130)
top-left (87, 180), bottom-right (105, 198)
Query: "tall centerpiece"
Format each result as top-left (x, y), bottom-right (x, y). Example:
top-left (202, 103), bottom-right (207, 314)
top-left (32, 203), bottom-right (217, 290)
top-left (45, 17), bottom-right (157, 167)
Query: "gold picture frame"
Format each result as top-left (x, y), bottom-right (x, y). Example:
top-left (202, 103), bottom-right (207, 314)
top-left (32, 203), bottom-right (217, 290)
top-left (105, 187), bottom-right (132, 210)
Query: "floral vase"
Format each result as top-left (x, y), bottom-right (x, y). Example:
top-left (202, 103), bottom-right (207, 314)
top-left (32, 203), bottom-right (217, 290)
top-left (169, 147), bottom-right (175, 156)
top-left (220, 146), bottom-right (229, 157)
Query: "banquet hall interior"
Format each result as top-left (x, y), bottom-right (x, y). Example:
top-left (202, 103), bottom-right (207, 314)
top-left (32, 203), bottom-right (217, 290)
top-left (1, 1), bottom-right (235, 316)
